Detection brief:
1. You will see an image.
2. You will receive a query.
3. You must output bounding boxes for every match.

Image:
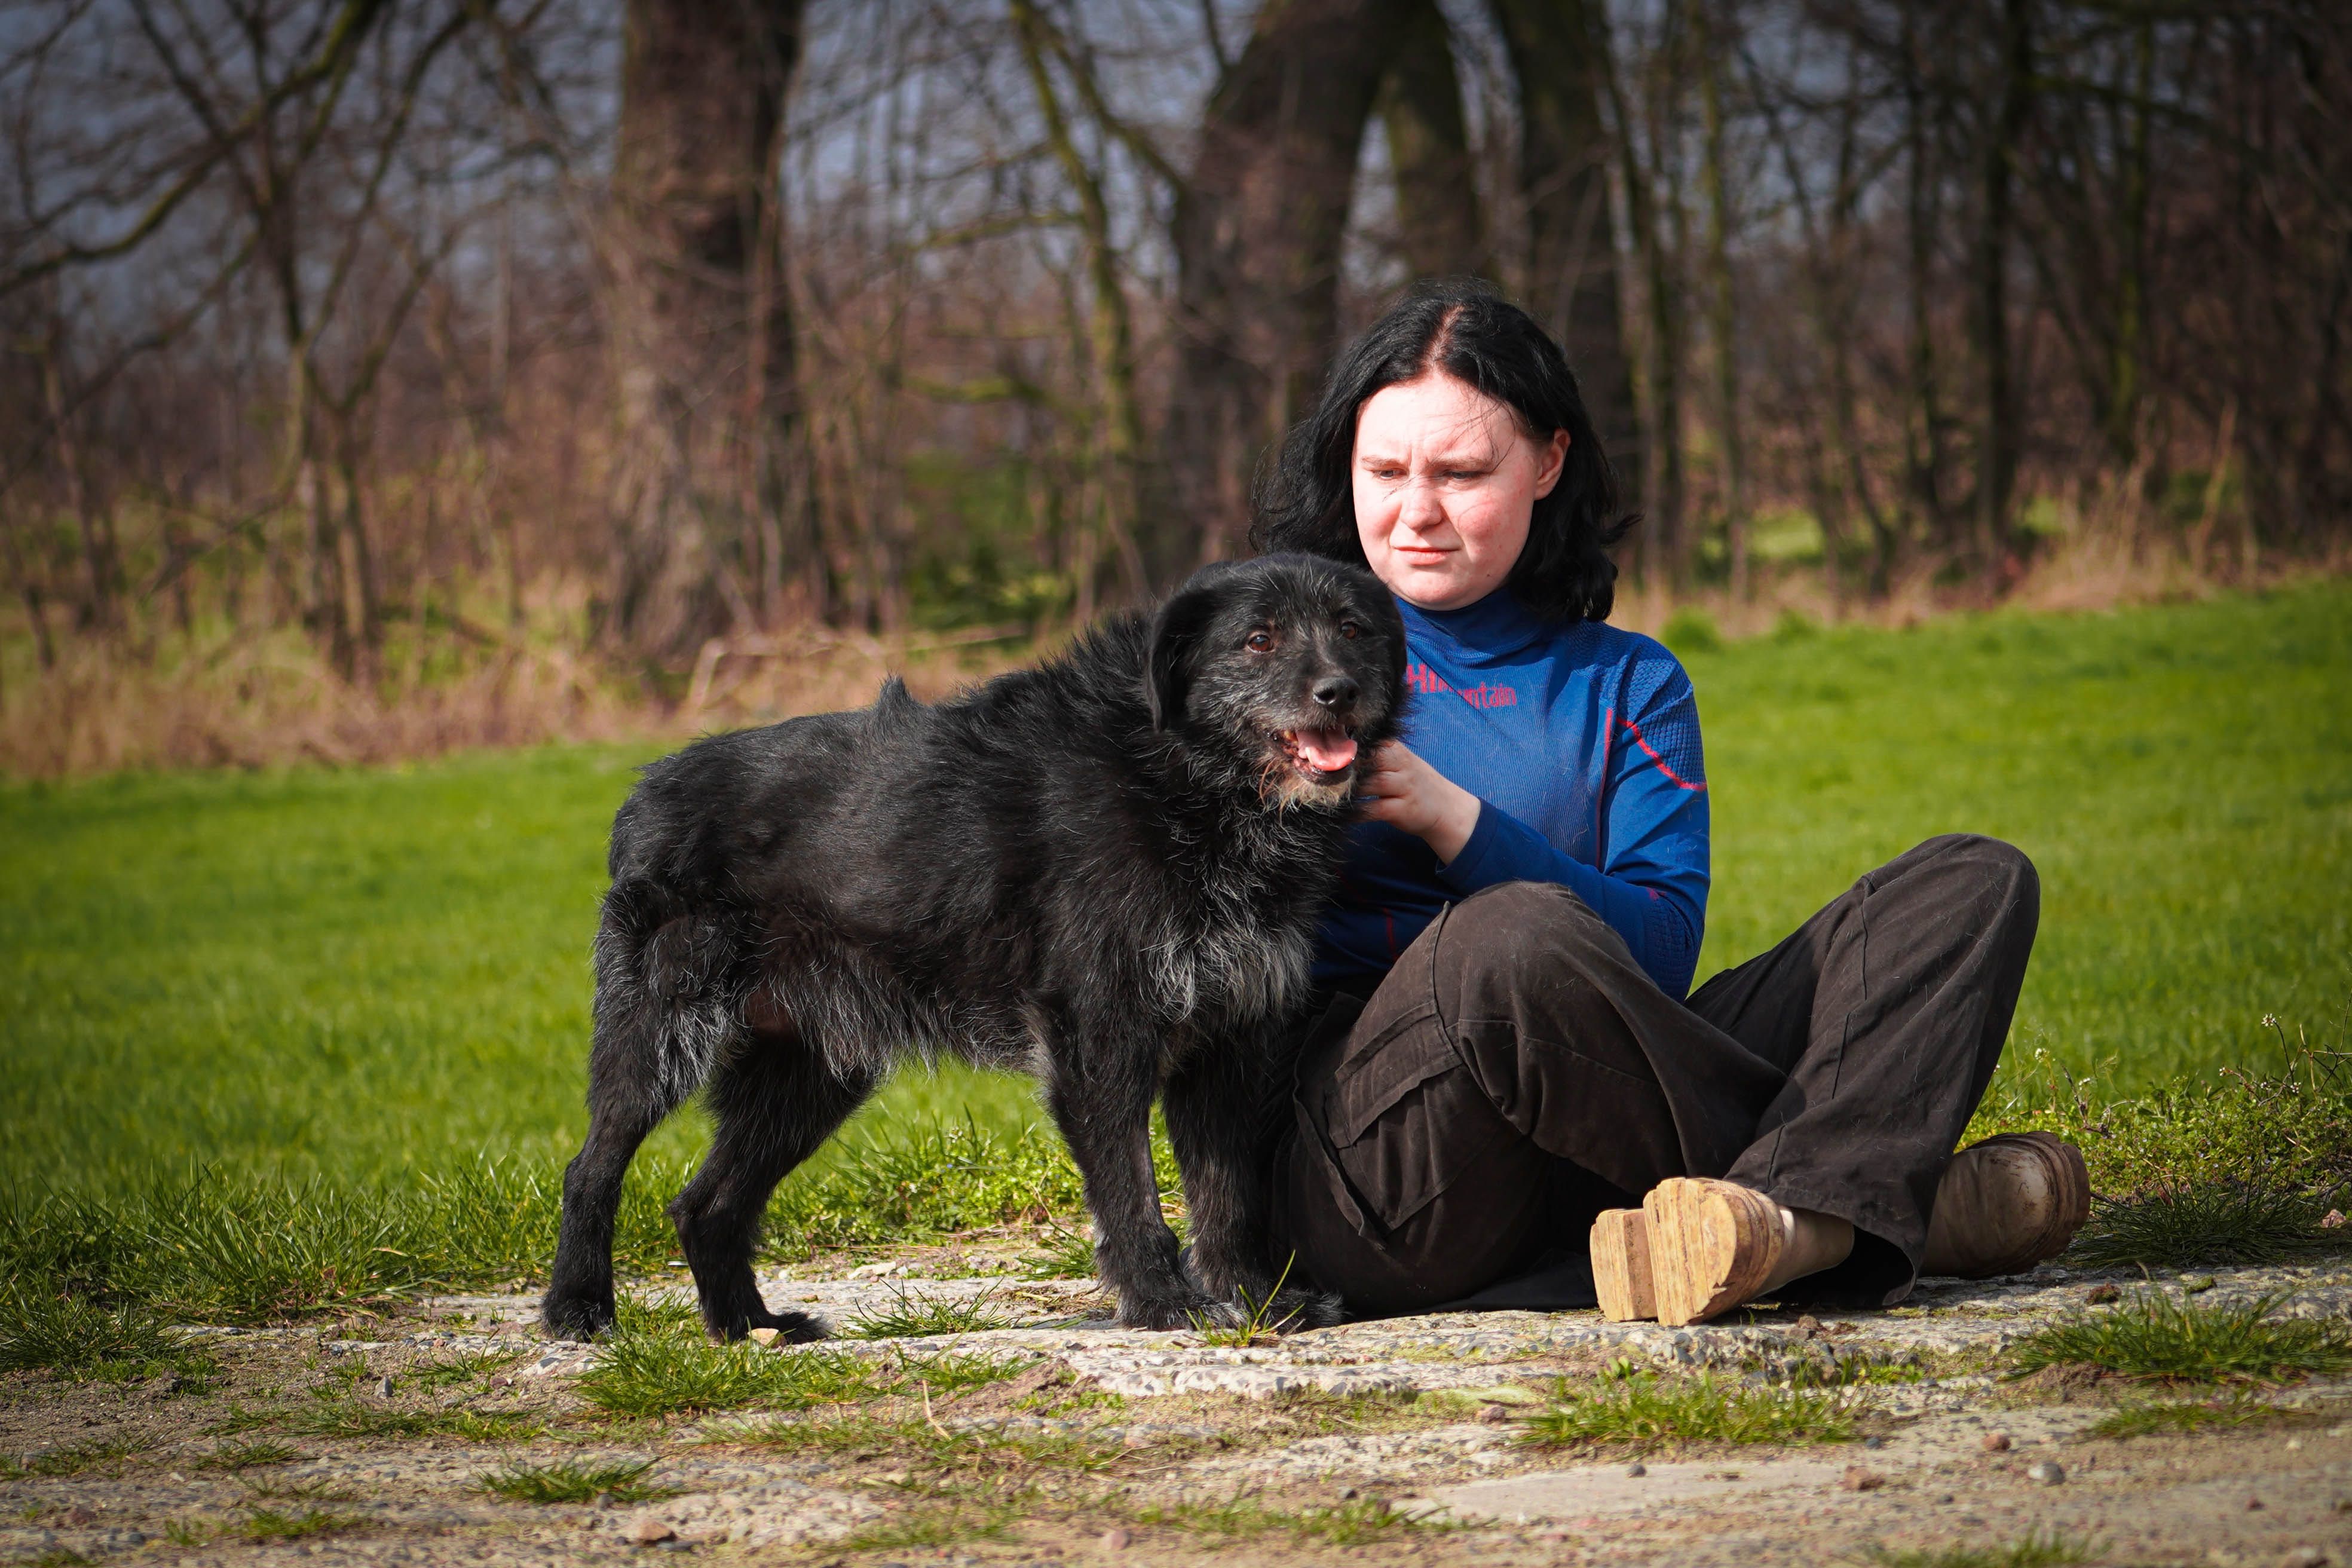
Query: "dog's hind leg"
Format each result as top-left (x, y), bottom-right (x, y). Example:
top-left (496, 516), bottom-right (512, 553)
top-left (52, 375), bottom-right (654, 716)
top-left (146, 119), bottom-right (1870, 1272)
top-left (670, 1031), bottom-right (877, 1342)
top-left (544, 1019), bottom-right (687, 1341)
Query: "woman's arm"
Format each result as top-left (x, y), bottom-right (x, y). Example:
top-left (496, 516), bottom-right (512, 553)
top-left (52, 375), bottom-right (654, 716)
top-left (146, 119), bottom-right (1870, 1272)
top-left (1356, 670), bottom-right (1711, 998)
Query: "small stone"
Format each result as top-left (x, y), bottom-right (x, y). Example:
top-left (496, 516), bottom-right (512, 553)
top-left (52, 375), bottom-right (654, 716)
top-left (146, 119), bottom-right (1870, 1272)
top-left (375, 1374), bottom-right (395, 1398)
top-left (1478, 1403), bottom-right (1511, 1424)
top-left (1795, 1315), bottom-right (1822, 1339)
top-left (2026, 1460), bottom-right (2065, 1487)
top-left (2322, 1209), bottom-right (2346, 1230)
top-left (1936, 1493), bottom-right (1955, 1505)
top-left (2287, 1438), bottom-right (2303, 1451)
top-left (1624, 1462), bottom-right (1647, 1477)
top-left (2182, 1275), bottom-right (2216, 1294)
top-left (2337, 1497), bottom-right (2352, 1514)
top-left (2085, 1284), bottom-right (2121, 1304)
top-left (1863, 1436), bottom-right (1884, 1450)
top-left (1841, 1467), bottom-right (1886, 1492)
top-left (630, 1514), bottom-right (678, 1545)
top-left (1982, 1432), bottom-right (2012, 1452)
top-left (2247, 1497), bottom-right (2265, 1511)
top-left (2280, 1549), bottom-right (2325, 1568)
top-left (1339, 1487), bottom-right (1359, 1500)
top-left (66, 1505), bottom-right (94, 1526)
top-left (1100, 1527), bottom-right (1132, 1549)
top-left (748, 1327), bottom-right (780, 1346)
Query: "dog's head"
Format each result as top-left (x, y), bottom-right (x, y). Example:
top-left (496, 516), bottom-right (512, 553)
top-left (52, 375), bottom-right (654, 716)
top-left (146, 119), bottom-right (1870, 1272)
top-left (1146, 554), bottom-right (1407, 807)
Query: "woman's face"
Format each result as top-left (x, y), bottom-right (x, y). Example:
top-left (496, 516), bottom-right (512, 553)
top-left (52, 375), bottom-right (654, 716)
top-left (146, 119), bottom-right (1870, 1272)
top-left (1352, 372), bottom-right (1570, 611)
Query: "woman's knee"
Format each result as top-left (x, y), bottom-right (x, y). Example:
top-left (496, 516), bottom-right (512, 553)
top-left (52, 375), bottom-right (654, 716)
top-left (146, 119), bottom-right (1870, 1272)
top-left (1428, 881), bottom-right (1630, 1019)
top-left (1904, 834), bottom-right (2038, 912)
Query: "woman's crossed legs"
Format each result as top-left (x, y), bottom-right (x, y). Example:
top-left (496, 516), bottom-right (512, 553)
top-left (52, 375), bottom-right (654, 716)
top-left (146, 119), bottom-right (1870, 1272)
top-left (1272, 834), bottom-right (2072, 1320)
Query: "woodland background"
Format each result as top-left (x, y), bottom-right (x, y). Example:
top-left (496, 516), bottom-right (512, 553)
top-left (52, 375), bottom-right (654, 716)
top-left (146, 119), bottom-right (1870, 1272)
top-left (3, 0), bottom-right (2348, 774)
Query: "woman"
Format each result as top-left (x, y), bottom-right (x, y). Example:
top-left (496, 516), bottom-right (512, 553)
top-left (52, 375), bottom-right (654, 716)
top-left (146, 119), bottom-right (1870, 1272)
top-left (1255, 280), bottom-right (2086, 1325)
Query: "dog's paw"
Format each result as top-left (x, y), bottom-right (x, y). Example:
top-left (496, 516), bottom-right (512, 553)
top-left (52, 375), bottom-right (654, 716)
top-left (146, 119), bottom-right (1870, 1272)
top-left (743, 1307), bottom-right (829, 1344)
top-left (1116, 1291), bottom-right (1235, 1333)
top-left (1263, 1287), bottom-right (1344, 1331)
top-left (540, 1290), bottom-right (616, 1342)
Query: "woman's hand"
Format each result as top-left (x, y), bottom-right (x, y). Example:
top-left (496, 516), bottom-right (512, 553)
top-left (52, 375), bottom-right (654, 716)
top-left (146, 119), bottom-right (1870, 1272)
top-left (1358, 740), bottom-right (1483, 866)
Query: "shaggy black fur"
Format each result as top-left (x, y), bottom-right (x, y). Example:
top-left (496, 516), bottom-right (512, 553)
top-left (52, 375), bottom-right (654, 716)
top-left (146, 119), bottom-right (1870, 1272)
top-left (542, 555), bottom-right (1407, 1340)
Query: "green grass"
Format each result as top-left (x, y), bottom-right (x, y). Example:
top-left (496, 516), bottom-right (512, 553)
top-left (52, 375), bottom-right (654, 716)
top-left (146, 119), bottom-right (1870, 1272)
top-left (2010, 1290), bottom-right (2352, 1384)
top-left (192, 1440), bottom-right (298, 1470)
top-left (1519, 1373), bottom-right (1855, 1450)
top-left (1855, 1531), bottom-right (2099, 1568)
top-left (1134, 1493), bottom-right (1456, 1545)
top-left (2084, 1389), bottom-right (2296, 1439)
top-left (0, 1436), bottom-right (152, 1479)
top-left (0, 1288), bottom-right (216, 1382)
top-left (844, 1285), bottom-right (1013, 1340)
top-left (574, 1299), bottom-right (894, 1417)
top-left (0, 584), bottom-right (2346, 1314)
top-left (471, 1456), bottom-right (675, 1505)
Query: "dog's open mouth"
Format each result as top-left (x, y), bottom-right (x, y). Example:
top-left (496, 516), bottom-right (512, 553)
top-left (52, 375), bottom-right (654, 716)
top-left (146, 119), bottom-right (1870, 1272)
top-left (1279, 726), bottom-right (1358, 779)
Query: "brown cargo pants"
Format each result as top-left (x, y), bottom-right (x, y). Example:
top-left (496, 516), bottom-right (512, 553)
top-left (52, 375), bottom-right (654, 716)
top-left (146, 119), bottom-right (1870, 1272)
top-left (1268, 834), bottom-right (2041, 1315)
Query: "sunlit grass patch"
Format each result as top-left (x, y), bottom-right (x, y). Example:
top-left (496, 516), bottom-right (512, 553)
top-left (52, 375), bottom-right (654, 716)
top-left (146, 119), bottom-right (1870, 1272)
top-left (1021, 1222), bottom-right (1097, 1281)
top-left (1134, 1493), bottom-right (1454, 1546)
top-left (0, 1287), bottom-right (215, 1383)
top-left (2085, 1389), bottom-right (2301, 1440)
top-left (1855, 1529), bottom-right (2100, 1568)
top-left (835, 1499), bottom-right (1019, 1552)
top-left (286, 1404), bottom-right (548, 1442)
top-left (893, 1349), bottom-right (1036, 1396)
top-left (577, 1301), bottom-right (890, 1418)
top-left (0, 1435), bottom-right (152, 1479)
top-left (192, 1439), bottom-right (298, 1470)
top-left (846, 1284), bottom-right (1012, 1340)
top-left (716, 1411), bottom-right (1132, 1471)
top-left (2009, 1290), bottom-right (2352, 1384)
top-left (410, 1349), bottom-right (525, 1389)
top-left (1520, 1373), bottom-right (1855, 1451)
top-left (472, 1457), bottom-right (675, 1505)
top-left (2071, 1181), bottom-right (2351, 1270)
top-left (237, 1506), bottom-right (366, 1542)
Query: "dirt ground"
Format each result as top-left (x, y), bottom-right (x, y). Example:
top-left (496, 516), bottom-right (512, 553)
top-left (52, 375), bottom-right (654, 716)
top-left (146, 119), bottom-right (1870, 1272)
top-left (7, 1246), bottom-right (2350, 1568)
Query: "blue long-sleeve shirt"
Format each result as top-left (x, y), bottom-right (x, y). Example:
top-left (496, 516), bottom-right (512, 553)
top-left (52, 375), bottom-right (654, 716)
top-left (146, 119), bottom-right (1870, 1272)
top-left (1314, 589), bottom-right (1711, 999)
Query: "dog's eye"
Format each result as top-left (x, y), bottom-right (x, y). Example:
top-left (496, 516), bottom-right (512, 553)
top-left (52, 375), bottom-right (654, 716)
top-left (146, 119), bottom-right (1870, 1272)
top-left (1338, 621), bottom-right (1360, 640)
top-left (1245, 631), bottom-right (1275, 653)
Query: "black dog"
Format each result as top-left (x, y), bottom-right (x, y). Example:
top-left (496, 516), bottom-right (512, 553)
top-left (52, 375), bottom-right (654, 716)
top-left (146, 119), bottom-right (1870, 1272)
top-left (542, 555), bottom-right (1407, 1340)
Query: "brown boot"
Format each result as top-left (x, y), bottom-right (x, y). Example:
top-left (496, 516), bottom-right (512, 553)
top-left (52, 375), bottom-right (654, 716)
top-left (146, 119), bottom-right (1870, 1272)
top-left (1921, 1132), bottom-right (2091, 1279)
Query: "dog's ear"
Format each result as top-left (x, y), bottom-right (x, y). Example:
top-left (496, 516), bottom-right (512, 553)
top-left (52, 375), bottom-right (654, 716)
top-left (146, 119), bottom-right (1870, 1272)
top-left (1145, 577), bottom-right (1226, 731)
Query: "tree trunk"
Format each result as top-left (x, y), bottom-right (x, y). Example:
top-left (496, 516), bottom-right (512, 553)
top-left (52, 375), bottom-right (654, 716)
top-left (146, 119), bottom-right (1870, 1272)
top-left (1601, 13), bottom-right (1686, 585)
top-left (1900, 8), bottom-right (1952, 556)
top-left (606, 0), bottom-right (804, 660)
top-left (1972, 0), bottom-right (2032, 586)
top-left (1695, 2), bottom-right (1745, 600)
top-left (1380, 0), bottom-right (1483, 281)
top-left (1169, 0), bottom-right (1411, 570)
top-left (1489, 0), bottom-right (1642, 520)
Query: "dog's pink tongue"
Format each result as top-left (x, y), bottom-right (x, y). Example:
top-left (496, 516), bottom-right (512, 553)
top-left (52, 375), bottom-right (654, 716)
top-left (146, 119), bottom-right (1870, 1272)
top-left (1294, 728), bottom-right (1358, 772)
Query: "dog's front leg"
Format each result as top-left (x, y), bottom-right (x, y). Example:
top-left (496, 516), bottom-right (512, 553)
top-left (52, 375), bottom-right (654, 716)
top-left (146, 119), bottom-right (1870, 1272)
top-left (1164, 1030), bottom-right (1340, 1330)
top-left (1042, 1019), bottom-right (1226, 1331)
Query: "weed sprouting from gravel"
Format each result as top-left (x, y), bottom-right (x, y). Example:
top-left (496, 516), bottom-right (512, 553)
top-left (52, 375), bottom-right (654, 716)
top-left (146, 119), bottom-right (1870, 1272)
top-left (846, 1285), bottom-right (1012, 1340)
top-left (1135, 1493), bottom-right (1455, 1546)
top-left (893, 1349), bottom-right (1036, 1396)
top-left (194, 1440), bottom-right (298, 1470)
top-left (2072, 1183), bottom-right (2351, 1269)
top-left (410, 1349), bottom-right (525, 1389)
top-left (0, 1436), bottom-right (153, 1479)
top-left (1520, 1373), bottom-right (1855, 1450)
top-left (836, 1499), bottom-right (1019, 1552)
top-left (2009, 1290), bottom-right (2352, 1383)
top-left (473, 1457), bottom-right (676, 1505)
top-left (287, 1404), bottom-right (547, 1442)
top-left (577, 1304), bottom-right (889, 1417)
top-left (0, 1287), bottom-right (215, 1383)
top-left (1856, 1529), bottom-right (2099, 1567)
top-left (2085, 1391), bottom-right (2299, 1439)
top-left (1022, 1222), bottom-right (1097, 1281)
top-left (238, 1506), bottom-right (366, 1542)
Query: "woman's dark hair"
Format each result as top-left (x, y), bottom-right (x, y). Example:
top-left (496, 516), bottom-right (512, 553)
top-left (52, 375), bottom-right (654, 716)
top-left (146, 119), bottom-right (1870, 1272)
top-left (1250, 277), bottom-right (1634, 622)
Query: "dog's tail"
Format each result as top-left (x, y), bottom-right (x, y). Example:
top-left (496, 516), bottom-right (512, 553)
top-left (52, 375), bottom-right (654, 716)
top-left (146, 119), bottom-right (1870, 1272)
top-left (590, 874), bottom-right (754, 1114)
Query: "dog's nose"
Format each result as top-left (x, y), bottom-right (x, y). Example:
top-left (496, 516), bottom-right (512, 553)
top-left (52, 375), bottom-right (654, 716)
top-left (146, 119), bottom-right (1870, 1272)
top-left (1312, 675), bottom-right (1358, 709)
